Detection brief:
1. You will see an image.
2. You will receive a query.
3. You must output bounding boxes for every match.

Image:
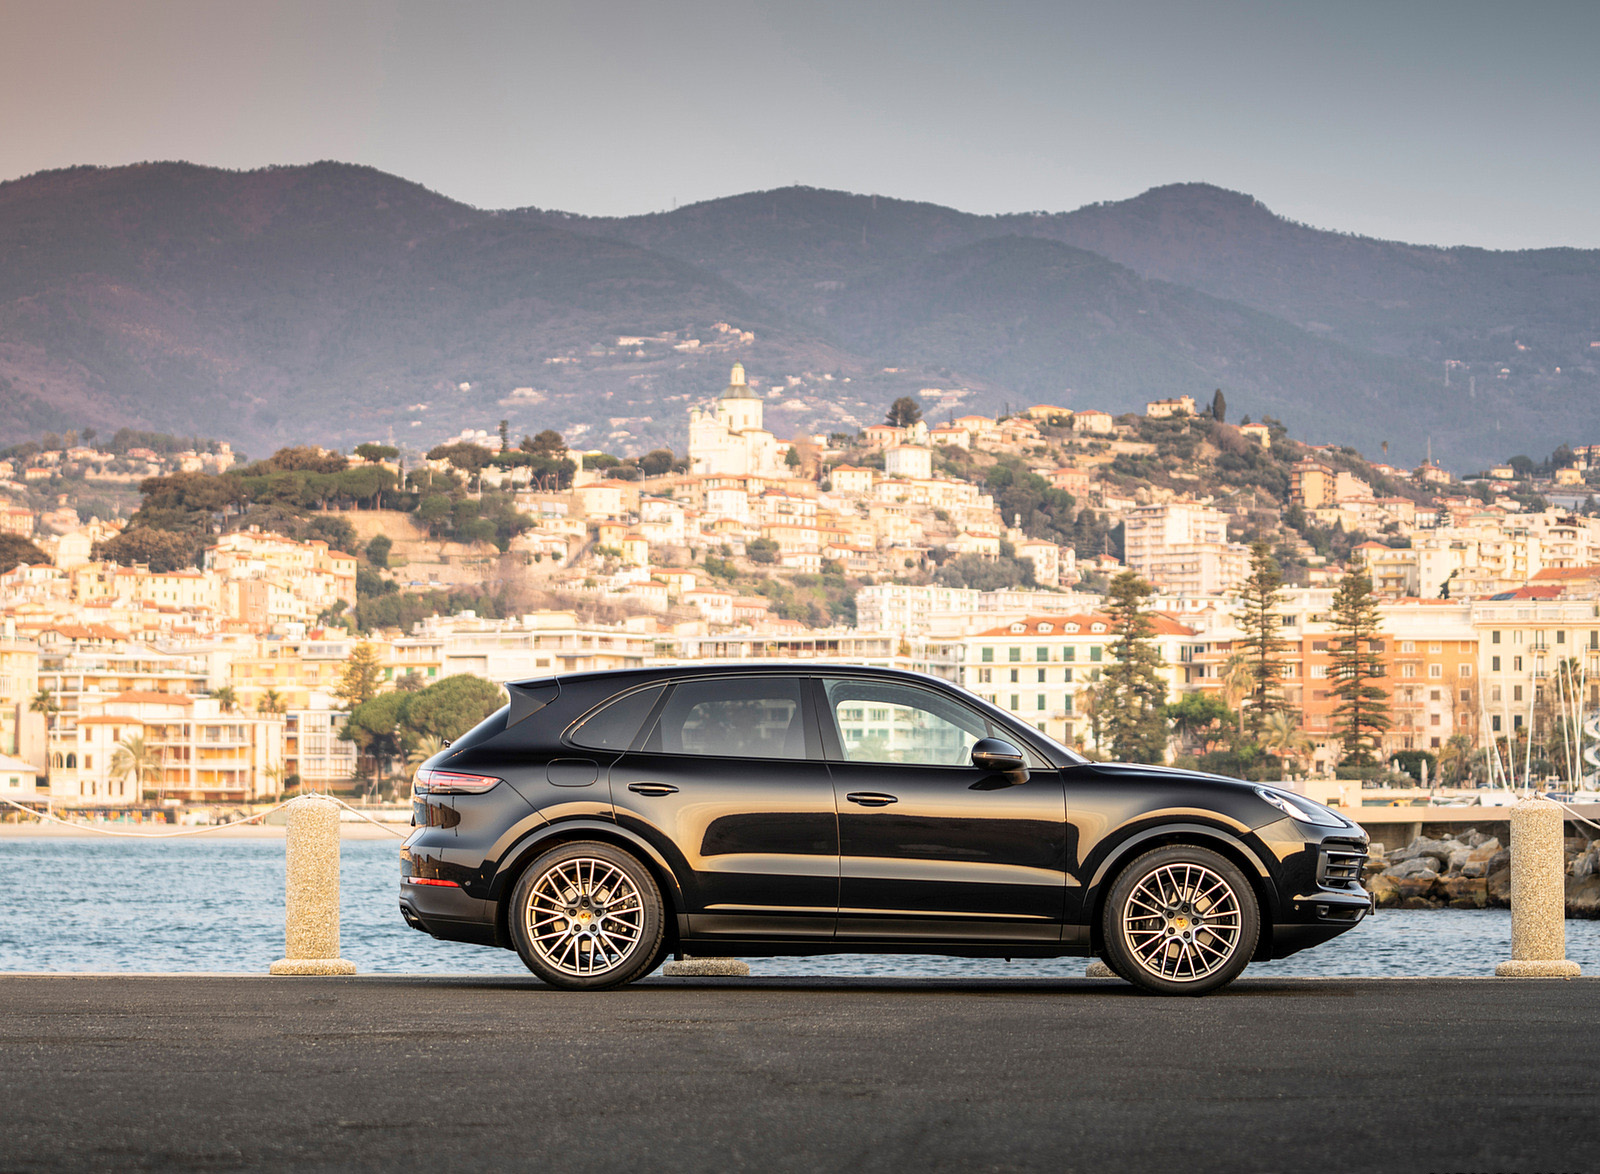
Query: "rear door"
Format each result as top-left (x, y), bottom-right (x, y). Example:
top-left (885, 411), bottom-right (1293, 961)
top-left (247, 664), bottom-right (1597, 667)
top-left (817, 676), bottom-right (1067, 941)
top-left (608, 675), bottom-right (838, 939)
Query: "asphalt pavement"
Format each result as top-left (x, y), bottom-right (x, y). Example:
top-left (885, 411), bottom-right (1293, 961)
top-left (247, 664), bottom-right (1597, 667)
top-left (0, 973), bottom-right (1593, 1172)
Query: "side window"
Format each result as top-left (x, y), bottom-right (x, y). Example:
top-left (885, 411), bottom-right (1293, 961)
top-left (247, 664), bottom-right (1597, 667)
top-left (823, 678), bottom-right (989, 766)
top-left (647, 678), bottom-right (806, 759)
top-left (569, 685), bottom-right (666, 751)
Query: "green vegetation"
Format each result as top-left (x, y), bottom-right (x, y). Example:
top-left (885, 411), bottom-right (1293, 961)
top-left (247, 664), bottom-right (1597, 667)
top-left (1236, 540), bottom-right (1287, 740)
top-left (341, 674), bottom-right (506, 797)
top-left (1098, 571), bottom-right (1169, 764)
top-left (1329, 570), bottom-right (1392, 771)
top-left (0, 534), bottom-right (50, 573)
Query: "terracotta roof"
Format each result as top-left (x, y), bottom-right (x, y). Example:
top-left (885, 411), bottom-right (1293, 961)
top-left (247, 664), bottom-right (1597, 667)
top-left (972, 613), bottom-right (1198, 639)
top-left (1530, 566), bottom-right (1600, 581)
top-left (78, 715), bottom-right (146, 726)
top-left (105, 691), bottom-right (194, 707)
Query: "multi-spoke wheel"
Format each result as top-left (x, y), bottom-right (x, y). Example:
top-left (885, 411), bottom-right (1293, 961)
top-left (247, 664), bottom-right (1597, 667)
top-left (1101, 845), bottom-right (1259, 996)
top-left (510, 841), bottom-right (664, 990)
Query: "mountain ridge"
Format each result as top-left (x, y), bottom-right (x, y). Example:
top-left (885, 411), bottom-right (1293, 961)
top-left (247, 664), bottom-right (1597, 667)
top-left (0, 162), bottom-right (1593, 467)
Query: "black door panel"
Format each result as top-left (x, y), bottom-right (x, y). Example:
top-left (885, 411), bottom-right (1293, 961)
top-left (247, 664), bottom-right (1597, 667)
top-left (608, 676), bottom-right (838, 938)
top-left (817, 677), bottom-right (1067, 940)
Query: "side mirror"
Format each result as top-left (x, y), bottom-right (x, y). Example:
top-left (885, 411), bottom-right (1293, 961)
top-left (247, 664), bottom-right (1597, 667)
top-left (971, 737), bottom-right (1026, 773)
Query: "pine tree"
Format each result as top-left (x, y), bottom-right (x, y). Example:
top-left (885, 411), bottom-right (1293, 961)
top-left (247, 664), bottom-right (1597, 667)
top-left (885, 396), bottom-right (923, 428)
top-left (1101, 571), bottom-right (1170, 763)
top-left (1329, 570), bottom-right (1392, 769)
top-left (335, 642), bottom-right (385, 709)
top-left (1236, 539), bottom-right (1287, 740)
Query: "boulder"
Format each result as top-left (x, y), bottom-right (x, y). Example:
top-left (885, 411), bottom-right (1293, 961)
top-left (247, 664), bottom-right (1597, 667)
top-left (1461, 828), bottom-right (1489, 848)
top-left (1486, 866), bottom-right (1512, 908)
top-left (1392, 866), bottom-right (1440, 901)
top-left (1366, 873), bottom-right (1400, 908)
top-left (1440, 876), bottom-right (1488, 908)
top-left (1387, 857), bottom-right (1441, 879)
top-left (1392, 837), bottom-right (1465, 867)
top-left (1565, 875), bottom-right (1600, 919)
top-left (1400, 896), bottom-right (1439, 910)
top-left (1458, 842), bottom-right (1503, 879)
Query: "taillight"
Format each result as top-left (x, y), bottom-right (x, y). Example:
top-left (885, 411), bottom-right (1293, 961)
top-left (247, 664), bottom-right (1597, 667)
top-left (413, 768), bottom-right (501, 796)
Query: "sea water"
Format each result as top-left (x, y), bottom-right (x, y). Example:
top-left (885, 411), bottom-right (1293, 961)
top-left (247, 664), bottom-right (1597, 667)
top-left (2, 836), bottom-right (1596, 977)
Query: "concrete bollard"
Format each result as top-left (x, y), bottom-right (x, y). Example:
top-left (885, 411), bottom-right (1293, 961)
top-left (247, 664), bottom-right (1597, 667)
top-left (269, 795), bottom-right (357, 975)
top-left (1495, 798), bottom-right (1581, 978)
top-left (662, 956), bottom-right (750, 977)
top-left (1085, 960), bottom-right (1118, 979)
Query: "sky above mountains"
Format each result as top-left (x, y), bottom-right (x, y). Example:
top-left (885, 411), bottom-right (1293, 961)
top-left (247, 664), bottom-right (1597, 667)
top-left (3, 0), bottom-right (1597, 250)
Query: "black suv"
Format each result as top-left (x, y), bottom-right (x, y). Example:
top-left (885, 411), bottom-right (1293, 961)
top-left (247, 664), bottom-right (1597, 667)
top-left (400, 665), bottom-right (1369, 994)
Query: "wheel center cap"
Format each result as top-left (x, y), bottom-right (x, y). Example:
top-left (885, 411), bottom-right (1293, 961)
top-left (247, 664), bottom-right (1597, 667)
top-left (1172, 915), bottom-right (1190, 931)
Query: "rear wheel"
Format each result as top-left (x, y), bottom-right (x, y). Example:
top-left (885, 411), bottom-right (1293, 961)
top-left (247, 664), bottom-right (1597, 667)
top-left (1101, 845), bottom-right (1259, 996)
top-left (510, 841), bottom-right (664, 990)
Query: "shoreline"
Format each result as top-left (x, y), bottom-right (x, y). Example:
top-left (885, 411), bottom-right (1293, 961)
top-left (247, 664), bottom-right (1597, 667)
top-left (0, 822), bottom-right (404, 840)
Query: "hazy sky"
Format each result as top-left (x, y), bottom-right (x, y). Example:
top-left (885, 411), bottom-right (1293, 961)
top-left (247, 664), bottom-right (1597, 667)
top-left (3, 0), bottom-right (1597, 248)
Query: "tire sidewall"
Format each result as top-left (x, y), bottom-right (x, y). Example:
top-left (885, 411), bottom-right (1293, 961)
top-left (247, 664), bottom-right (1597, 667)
top-left (1101, 844), bottom-right (1260, 996)
top-left (510, 840), bottom-right (665, 990)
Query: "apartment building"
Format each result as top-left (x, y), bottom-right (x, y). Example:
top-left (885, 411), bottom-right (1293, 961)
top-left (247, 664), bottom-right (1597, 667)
top-left (1123, 502), bottom-right (1250, 596)
top-left (50, 691), bottom-right (284, 805)
top-left (958, 613), bottom-right (1198, 750)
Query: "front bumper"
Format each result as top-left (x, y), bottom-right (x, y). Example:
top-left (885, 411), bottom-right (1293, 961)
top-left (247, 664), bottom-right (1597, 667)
top-left (1261, 829), bottom-right (1373, 958)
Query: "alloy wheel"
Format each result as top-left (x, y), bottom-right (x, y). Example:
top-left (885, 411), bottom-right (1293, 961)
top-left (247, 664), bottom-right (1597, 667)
top-left (524, 856), bottom-right (645, 978)
top-left (1119, 861), bottom-right (1244, 984)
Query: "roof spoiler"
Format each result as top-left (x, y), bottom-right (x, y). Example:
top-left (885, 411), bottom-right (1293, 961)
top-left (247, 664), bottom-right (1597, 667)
top-left (506, 677), bottom-right (560, 728)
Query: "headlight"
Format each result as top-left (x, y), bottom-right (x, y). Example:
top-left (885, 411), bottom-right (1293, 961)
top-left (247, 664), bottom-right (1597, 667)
top-left (1254, 787), bottom-right (1347, 828)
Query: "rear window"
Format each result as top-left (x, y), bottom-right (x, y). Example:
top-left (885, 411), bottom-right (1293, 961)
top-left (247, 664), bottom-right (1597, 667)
top-left (568, 685), bottom-right (666, 751)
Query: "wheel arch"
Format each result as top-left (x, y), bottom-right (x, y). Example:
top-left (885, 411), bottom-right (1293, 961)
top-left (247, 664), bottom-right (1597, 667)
top-left (490, 820), bottom-right (684, 952)
top-left (1085, 824), bottom-right (1281, 961)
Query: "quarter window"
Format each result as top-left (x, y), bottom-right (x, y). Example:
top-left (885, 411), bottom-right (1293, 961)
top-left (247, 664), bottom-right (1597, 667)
top-left (569, 685), bottom-right (666, 751)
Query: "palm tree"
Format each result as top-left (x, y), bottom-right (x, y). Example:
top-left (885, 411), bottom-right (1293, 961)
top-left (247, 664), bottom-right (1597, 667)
top-left (261, 763), bottom-right (284, 802)
top-left (212, 686), bottom-right (238, 713)
top-left (256, 689), bottom-right (287, 716)
top-left (1261, 710), bottom-right (1312, 776)
top-left (407, 734), bottom-right (445, 774)
top-left (111, 736), bottom-right (161, 803)
top-left (29, 687), bottom-right (59, 731)
top-left (1219, 652), bottom-right (1254, 737)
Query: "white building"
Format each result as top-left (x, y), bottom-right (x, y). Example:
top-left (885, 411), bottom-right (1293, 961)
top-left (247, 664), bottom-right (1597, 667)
top-left (1123, 502), bottom-right (1250, 596)
top-left (688, 364), bottom-right (785, 478)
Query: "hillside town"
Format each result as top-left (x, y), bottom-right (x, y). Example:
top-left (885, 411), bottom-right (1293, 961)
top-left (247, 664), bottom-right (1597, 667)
top-left (3, 363), bottom-right (1599, 816)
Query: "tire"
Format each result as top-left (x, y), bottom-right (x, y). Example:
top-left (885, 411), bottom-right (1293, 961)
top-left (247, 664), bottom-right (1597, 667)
top-left (509, 841), bottom-right (665, 990)
top-left (1100, 844), bottom-right (1259, 996)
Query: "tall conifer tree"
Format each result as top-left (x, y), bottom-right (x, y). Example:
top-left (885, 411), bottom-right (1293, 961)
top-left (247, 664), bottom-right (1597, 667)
top-left (1329, 570), bottom-right (1392, 769)
top-left (1237, 539), bottom-right (1287, 740)
top-left (1101, 571), bottom-right (1169, 763)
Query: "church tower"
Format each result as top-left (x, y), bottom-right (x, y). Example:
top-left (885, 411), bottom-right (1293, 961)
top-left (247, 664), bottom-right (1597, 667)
top-left (716, 362), bottom-right (763, 434)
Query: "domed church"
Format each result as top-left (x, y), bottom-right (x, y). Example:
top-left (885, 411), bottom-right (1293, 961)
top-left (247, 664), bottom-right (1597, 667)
top-left (687, 363), bottom-right (784, 477)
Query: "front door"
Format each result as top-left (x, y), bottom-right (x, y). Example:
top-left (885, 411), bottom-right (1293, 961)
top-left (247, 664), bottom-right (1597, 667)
top-left (609, 675), bottom-right (838, 939)
top-left (816, 677), bottom-right (1066, 941)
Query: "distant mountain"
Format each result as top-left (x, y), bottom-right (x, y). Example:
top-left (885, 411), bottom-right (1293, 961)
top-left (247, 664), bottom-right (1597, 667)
top-left (1, 163), bottom-right (1595, 467)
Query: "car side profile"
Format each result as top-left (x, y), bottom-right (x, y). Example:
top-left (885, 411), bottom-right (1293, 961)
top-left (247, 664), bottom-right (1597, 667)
top-left (400, 664), bottom-right (1370, 995)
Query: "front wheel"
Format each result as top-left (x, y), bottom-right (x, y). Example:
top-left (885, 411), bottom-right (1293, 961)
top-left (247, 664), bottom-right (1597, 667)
top-left (510, 841), bottom-right (665, 990)
top-left (1100, 845), bottom-right (1259, 996)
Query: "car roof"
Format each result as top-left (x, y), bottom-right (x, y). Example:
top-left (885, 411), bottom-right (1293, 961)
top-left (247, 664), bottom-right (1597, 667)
top-left (509, 662), bottom-right (952, 691)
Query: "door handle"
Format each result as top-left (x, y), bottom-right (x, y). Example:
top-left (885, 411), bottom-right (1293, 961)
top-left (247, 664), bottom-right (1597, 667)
top-left (627, 782), bottom-right (679, 797)
top-left (845, 792), bottom-right (898, 807)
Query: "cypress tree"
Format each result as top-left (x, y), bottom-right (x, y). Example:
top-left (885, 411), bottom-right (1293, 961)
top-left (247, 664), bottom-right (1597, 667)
top-left (1237, 539), bottom-right (1287, 740)
top-left (1329, 570), bottom-right (1392, 769)
top-left (1101, 570), bottom-right (1170, 763)
top-left (1211, 389), bottom-right (1227, 423)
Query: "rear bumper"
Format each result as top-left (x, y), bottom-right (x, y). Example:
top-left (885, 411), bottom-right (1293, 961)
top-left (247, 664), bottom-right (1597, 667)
top-left (398, 875), bottom-right (498, 947)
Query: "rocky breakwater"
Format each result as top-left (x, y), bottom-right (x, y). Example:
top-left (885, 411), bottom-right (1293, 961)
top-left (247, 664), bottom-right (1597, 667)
top-left (1364, 828), bottom-right (1600, 917)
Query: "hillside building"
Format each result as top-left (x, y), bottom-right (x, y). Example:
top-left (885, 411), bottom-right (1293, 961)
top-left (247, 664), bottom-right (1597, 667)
top-left (688, 364), bottom-right (784, 478)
